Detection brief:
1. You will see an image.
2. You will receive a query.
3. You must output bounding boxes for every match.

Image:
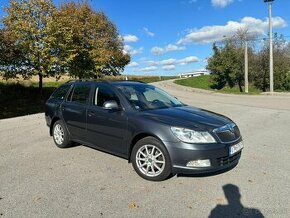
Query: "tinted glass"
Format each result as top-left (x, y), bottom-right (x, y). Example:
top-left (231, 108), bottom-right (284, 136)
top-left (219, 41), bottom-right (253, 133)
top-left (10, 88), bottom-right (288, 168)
top-left (116, 84), bottom-right (183, 110)
top-left (51, 85), bottom-right (71, 100)
top-left (71, 84), bottom-right (91, 104)
top-left (94, 85), bottom-right (119, 107)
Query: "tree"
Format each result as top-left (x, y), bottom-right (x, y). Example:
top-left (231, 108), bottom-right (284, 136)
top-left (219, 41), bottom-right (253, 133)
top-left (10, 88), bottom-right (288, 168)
top-left (51, 2), bottom-right (130, 79)
top-left (3, 0), bottom-right (56, 91)
top-left (207, 40), bottom-right (244, 91)
top-left (0, 28), bottom-right (23, 78)
top-left (2, 1), bottom-right (129, 90)
top-left (207, 29), bottom-right (256, 92)
top-left (252, 34), bottom-right (290, 91)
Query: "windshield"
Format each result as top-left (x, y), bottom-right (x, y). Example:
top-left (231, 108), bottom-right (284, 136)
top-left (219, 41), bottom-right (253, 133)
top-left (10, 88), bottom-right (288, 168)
top-left (116, 83), bottom-right (183, 111)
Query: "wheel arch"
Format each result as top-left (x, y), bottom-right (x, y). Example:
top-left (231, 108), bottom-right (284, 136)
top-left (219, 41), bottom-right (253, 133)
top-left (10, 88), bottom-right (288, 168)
top-left (128, 132), bottom-right (167, 163)
top-left (50, 117), bottom-right (60, 136)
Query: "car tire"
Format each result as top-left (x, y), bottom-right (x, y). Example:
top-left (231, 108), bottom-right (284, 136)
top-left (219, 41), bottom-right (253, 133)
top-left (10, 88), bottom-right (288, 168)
top-left (52, 120), bottom-right (71, 148)
top-left (131, 136), bottom-right (172, 181)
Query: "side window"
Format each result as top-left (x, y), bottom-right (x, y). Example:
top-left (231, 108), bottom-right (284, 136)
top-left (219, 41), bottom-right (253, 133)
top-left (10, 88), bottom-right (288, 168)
top-left (94, 85), bottom-right (119, 107)
top-left (71, 84), bottom-right (91, 104)
top-left (51, 85), bottom-right (71, 100)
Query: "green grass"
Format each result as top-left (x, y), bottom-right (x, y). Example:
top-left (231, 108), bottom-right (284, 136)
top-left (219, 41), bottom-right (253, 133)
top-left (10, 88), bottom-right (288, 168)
top-left (175, 75), bottom-right (261, 95)
top-left (130, 76), bottom-right (177, 83)
top-left (0, 76), bottom-right (177, 119)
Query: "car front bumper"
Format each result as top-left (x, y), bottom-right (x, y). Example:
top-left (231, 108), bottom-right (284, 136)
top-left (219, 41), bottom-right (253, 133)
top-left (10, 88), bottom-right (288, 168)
top-left (164, 139), bottom-right (243, 175)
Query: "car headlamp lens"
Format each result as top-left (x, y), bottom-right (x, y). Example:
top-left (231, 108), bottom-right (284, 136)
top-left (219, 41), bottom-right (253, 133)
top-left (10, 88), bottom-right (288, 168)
top-left (170, 127), bottom-right (216, 143)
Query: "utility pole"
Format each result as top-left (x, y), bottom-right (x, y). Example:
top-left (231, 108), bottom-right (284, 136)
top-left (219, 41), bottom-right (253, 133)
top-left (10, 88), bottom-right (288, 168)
top-left (264, 0), bottom-right (274, 93)
top-left (244, 40), bottom-right (248, 93)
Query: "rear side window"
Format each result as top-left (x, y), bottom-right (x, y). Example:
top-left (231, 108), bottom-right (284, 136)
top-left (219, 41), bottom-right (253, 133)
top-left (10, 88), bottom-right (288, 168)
top-left (71, 84), bottom-right (91, 104)
top-left (51, 85), bottom-right (71, 100)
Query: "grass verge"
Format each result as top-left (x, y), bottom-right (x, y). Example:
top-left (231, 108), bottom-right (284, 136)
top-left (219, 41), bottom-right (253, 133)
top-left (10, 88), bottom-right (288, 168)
top-left (174, 75), bottom-right (261, 95)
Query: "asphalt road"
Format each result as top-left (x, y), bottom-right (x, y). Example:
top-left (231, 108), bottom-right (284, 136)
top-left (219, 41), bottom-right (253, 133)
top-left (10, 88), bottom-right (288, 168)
top-left (1, 80), bottom-right (290, 218)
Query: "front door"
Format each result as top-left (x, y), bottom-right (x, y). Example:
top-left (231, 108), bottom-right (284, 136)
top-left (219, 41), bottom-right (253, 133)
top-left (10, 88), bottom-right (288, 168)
top-left (86, 84), bottom-right (128, 157)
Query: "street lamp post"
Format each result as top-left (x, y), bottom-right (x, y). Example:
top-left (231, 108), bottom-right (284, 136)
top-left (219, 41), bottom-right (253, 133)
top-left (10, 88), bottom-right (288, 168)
top-left (264, 0), bottom-right (274, 93)
top-left (244, 39), bottom-right (248, 93)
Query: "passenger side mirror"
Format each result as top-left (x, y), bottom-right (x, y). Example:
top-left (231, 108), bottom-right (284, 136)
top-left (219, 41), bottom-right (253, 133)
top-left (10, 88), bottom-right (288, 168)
top-left (103, 100), bottom-right (120, 110)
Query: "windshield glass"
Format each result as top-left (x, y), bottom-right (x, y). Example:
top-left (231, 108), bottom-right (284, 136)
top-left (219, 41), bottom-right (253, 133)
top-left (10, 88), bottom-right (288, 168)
top-left (116, 83), bottom-right (183, 111)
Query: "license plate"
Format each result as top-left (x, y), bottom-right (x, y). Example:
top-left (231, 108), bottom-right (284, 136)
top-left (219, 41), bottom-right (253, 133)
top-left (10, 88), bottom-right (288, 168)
top-left (230, 141), bottom-right (243, 155)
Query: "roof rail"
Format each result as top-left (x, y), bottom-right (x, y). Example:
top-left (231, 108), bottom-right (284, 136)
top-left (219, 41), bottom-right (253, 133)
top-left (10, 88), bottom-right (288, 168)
top-left (65, 79), bottom-right (147, 84)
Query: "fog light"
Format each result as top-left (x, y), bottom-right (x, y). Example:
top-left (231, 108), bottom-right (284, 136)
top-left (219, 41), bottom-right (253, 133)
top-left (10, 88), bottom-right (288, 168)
top-left (186, 159), bottom-right (211, 167)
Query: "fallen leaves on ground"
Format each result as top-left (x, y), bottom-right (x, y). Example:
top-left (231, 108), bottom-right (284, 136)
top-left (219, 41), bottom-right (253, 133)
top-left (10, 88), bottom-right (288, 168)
top-left (128, 202), bottom-right (139, 209)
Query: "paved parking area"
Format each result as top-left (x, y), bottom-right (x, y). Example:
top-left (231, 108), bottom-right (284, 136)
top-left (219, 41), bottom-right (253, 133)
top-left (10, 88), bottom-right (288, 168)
top-left (1, 80), bottom-right (290, 218)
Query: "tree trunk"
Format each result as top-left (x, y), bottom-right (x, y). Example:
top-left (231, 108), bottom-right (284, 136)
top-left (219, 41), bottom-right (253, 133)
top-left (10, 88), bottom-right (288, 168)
top-left (238, 79), bottom-right (243, 92)
top-left (38, 73), bottom-right (43, 94)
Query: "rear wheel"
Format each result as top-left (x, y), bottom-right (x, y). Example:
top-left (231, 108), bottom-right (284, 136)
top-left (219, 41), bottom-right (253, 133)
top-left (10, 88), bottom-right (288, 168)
top-left (131, 137), bottom-right (172, 181)
top-left (52, 120), bottom-right (71, 148)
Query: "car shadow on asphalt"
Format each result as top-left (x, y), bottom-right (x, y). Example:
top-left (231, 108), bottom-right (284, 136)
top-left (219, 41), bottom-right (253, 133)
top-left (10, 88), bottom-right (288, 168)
top-left (208, 184), bottom-right (265, 218)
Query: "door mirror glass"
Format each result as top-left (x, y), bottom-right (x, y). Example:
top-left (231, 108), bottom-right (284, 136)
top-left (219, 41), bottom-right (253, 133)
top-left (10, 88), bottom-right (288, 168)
top-left (103, 100), bottom-right (120, 110)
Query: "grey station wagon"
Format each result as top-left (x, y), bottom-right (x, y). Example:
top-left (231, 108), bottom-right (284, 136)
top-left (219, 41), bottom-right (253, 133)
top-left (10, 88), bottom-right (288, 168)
top-left (45, 80), bottom-right (243, 181)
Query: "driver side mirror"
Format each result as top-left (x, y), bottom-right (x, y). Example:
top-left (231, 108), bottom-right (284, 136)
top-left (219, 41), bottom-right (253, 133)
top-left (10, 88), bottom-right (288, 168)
top-left (103, 100), bottom-right (120, 110)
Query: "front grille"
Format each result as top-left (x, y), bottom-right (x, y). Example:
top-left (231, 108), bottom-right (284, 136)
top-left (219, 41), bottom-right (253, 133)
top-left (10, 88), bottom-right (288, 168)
top-left (217, 152), bottom-right (241, 166)
top-left (214, 125), bottom-right (241, 143)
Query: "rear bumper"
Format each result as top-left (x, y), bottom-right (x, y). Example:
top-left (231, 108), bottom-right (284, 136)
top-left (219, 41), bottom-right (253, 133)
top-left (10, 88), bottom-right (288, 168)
top-left (163, 139), bottom-right (243, 175)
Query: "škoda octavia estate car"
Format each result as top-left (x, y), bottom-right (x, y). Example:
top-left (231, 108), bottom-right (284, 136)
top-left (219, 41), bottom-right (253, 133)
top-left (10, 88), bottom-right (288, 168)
top-left (45, 80), bottom-right (243, 181)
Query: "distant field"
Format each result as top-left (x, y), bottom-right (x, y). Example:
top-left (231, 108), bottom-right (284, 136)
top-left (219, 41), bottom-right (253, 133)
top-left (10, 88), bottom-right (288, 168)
top-left (0, 75), bottom-right (176, 119)
top-left (175, 75), bottom-right (261, 95)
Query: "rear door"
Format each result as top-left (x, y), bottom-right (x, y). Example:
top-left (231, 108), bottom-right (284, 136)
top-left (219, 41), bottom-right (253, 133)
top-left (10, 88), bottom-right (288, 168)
top-left (61, 83), bottom-right (92, 140)
top-left (86, 84), bottom-right (128, 157)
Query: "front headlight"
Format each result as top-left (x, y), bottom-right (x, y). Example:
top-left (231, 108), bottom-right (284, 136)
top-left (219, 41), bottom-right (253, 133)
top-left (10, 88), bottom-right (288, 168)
top-left (170, 127), bottom-right (216, 143)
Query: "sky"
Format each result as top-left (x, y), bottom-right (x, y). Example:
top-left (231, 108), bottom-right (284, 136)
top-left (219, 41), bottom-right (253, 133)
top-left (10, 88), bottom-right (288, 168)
top-left (1, 0), bottom-right (290, 76)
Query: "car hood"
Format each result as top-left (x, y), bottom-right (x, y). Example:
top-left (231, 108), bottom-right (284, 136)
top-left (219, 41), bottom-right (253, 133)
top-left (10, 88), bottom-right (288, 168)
top-left (141, 106), bottom-right (232, 131)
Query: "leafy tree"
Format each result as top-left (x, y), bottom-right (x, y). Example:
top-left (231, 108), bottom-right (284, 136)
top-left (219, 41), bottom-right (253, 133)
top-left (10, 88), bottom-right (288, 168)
top-left (52, 2), bottom-right (130, 79)
top-left (3, 0), bottom-right (56, 91)
top-left (252, 34), bottom-right (290, 91)
top-left (0, 28), bottom-right (23, 78)
top-left (2, 0), bottom-right (130, 90)
top-left (207, 40), bottom-right (245, 91)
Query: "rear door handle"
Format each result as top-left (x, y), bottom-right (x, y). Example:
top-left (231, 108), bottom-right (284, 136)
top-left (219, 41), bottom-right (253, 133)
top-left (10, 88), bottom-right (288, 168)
top-left (88, 110), bottom-right (96, 117)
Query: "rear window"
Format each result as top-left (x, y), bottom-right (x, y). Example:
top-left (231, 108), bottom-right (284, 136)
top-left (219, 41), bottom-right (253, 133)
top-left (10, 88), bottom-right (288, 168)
top-left (51, 85), bottom-right (71, 100)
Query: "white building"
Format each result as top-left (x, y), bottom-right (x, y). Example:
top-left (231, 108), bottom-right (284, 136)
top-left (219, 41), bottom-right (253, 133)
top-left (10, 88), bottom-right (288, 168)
top-left (179, 70), bottom-right (210, 78)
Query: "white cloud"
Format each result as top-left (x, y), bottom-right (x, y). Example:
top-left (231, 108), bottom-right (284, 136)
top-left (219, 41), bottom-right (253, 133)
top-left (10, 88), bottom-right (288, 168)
top-left (162, 65), bottom-right (176, 71)
top-left (145, 56), bottom-right (199, 66)
top-left (160, 58), bottom-right (177, 65)
top-left (177, 16), bottom-right (287, 45)
top-left (151, 47), bottom-right (164, 55)
top-left (139, 66), bottom-right (158, 72)
top-left (178, 56), bottom-right (199, 65)
top-left (127, 62), bottom-right (139, 68)
top-left (143, 27), bottom-right (155, 37)
top-left (123, 34), bottom-right (139, 43)
top-left (212, 0), bottom-right (234, 8)
top-left (151, 44), bottom-right (186, 55)
top-left (123, 45), bottom-right (143, 55)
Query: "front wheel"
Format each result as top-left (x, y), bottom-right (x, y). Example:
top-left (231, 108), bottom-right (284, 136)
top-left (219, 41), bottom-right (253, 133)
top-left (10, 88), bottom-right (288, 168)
top-left (131, 137), bottom-right (172, 181)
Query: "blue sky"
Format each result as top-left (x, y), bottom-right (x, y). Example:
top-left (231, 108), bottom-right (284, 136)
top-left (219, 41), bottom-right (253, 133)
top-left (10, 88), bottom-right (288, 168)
top-left (1, 0), bottom-right (290, 76)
